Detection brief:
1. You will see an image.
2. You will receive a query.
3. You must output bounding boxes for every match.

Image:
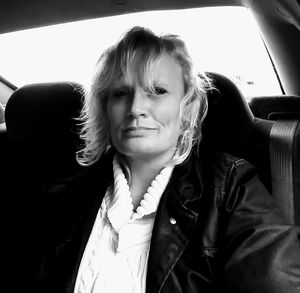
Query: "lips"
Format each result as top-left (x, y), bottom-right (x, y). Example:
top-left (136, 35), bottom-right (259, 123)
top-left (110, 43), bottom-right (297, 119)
top-left (122, 126), bottom-right (158, 137)
top-left (124, 126), bottom-right (157, 131)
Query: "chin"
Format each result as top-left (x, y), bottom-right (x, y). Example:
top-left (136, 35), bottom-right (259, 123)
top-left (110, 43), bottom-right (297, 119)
top-left (118, 147), bottom-right (155, 158)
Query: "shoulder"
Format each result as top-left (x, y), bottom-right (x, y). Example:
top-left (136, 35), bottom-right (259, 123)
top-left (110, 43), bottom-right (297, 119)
top-left (199, 150), bottom-right (276, 213)
top-left (179, 150), bottom-right (257, 192)
top-left (202, 150), bottom-right (257, 187)
top-left (43, 168), bottom-right (88, 196)
top-left (210, 151), bottom-right (255, 173)
top-left (42, 149), bottom-right (115, 204)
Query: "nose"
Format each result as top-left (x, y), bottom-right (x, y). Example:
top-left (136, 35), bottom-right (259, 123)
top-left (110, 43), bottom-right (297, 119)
top-left (126, 88), bottom-right (148, 119)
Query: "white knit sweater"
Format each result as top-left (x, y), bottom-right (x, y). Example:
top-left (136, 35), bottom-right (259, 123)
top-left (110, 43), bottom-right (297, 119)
top-left (74, 156), bottom-right (174, 293)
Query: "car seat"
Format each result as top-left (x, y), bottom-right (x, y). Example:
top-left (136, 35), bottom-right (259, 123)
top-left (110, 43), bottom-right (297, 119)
top-left (4, 81), bottom-right (84, 183)
top-left (2, 81), bottom-right (85, 291)
top-left (203, 72), bottom-right (299, 226)
top-left (249, 95), bottom-right (300, 226)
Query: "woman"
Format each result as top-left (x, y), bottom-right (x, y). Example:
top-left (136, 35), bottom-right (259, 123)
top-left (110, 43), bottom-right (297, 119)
top-left (36, 27), bottom-right (300, 292)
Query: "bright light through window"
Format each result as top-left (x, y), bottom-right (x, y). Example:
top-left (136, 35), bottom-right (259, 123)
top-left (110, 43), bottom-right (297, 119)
top-left (0, 7), bottom-right (282, 100)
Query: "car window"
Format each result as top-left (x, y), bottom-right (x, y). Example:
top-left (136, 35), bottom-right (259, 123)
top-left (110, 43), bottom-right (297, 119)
top-left (0, 6), bottom-right (282, 102)
top-left (0, 80), bottom-right (14, 106)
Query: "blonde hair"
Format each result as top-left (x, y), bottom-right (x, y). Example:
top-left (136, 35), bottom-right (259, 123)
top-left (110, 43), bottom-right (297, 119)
top-left (77, 26), bottom-right (211, 166)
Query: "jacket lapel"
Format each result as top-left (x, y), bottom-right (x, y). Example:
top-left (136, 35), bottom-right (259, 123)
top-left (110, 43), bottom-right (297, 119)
top-left (146, 153), bottom-right (203, 293)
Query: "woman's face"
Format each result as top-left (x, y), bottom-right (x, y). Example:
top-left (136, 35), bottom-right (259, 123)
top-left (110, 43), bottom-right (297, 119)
top-left (106, 53), bottom-right (184, 163)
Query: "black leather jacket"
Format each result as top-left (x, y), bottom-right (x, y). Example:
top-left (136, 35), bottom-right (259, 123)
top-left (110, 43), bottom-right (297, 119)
top-left (36, 150), bottom-right (300, 292)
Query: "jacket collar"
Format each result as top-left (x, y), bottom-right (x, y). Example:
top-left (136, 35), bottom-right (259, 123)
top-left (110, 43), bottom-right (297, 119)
top-left (169, 151), bottom-right (204, 224)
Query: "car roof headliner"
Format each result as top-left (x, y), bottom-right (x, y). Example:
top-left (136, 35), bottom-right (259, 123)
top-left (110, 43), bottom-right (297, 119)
top-left (0, 0), bottom-right (299, 34)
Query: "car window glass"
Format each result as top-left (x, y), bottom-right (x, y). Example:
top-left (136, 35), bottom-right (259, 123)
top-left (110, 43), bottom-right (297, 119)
top-left (0, 7), bottom-right (282, 101)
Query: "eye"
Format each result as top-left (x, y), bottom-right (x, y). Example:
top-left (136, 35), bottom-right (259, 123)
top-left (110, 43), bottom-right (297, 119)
top-left (112, 88), bottom-right (129, 98)
top-left (153, 87), bottom-right (167, 95)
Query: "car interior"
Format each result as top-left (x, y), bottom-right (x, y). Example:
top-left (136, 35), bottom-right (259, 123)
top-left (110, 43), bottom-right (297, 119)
top-left (0, 0), bottom-right (299, 289)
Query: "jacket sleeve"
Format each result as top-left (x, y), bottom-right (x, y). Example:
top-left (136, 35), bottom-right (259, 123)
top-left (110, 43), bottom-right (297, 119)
top-left (220, 158), bottom-right (300, 292)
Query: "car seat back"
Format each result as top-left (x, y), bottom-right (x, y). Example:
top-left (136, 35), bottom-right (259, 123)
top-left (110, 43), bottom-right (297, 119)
top-left (202, 72), bottom-right (254, 158)
top-left (2, 81), bottom-right (85, 290)
top-left (203, 72), bottom-right (299, 225)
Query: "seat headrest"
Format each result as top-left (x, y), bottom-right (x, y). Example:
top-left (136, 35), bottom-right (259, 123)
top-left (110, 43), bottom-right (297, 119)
top-left (202, 72), bottom-right (254, 157)
top-left (4, 82), bottom-right (84, 185)
top-left (5, 82), bottom-right (83, 147)
top-left (249, 95), bottom-right (300, 120)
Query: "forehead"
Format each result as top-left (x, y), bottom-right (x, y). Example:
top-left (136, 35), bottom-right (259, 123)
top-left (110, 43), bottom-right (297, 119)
top-left (150, 55), bottom-right (183, 85)
top-left (133, 53), bottom-right (183, 82)
top-left (112, 52), bottom-right (184, 90)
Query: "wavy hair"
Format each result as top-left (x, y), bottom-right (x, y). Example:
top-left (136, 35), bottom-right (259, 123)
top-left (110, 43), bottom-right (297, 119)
top-left (76, 26), bottom-right (211, 166)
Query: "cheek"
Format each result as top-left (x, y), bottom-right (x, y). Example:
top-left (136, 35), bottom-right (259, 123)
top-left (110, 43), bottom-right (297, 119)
top-left (106, 100), bottom-right (124, 129)
top-left (170, 106), bottom-right (182, 142)
top-left (160, 106), bottom-right (181, 135)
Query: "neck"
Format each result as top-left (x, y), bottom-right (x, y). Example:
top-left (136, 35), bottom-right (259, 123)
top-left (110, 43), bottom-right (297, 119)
top-left (125, 155), bottom-right (172, 209)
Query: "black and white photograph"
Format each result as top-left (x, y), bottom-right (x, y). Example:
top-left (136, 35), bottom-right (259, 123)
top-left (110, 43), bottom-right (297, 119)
top-left (0, 0), bottom-right (300, 292)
